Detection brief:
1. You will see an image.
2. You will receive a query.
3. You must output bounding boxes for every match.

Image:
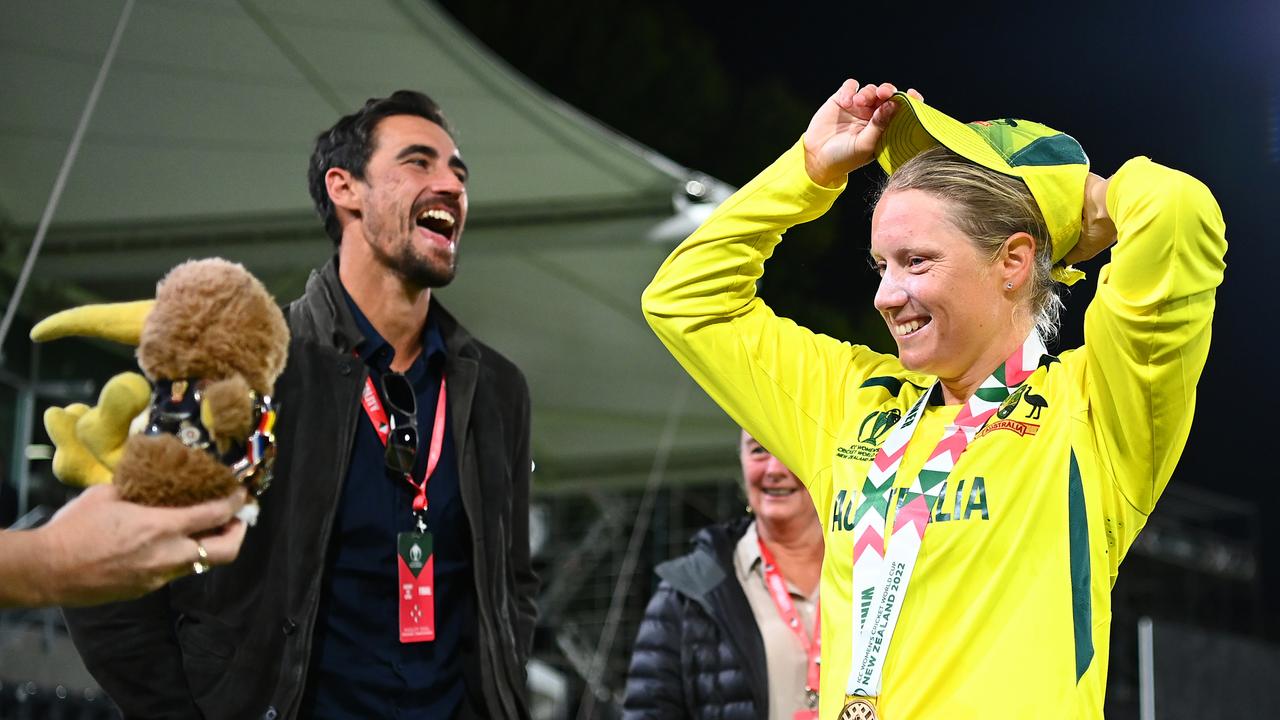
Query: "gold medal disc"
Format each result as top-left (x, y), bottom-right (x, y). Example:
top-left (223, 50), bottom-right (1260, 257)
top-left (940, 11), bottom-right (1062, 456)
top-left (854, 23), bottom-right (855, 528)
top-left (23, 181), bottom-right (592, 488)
top-left (838, 698), bottom-right (877, 720)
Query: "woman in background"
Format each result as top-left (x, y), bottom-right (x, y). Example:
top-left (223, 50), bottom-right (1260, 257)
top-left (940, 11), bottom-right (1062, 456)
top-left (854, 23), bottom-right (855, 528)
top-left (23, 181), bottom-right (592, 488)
top-left (623, 430), bottom-right (824, 720)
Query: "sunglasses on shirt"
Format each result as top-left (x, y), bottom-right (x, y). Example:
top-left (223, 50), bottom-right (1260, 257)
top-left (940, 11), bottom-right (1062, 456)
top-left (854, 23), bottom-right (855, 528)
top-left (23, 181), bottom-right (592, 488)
top-left (381, 371), bottom-right (418, 477)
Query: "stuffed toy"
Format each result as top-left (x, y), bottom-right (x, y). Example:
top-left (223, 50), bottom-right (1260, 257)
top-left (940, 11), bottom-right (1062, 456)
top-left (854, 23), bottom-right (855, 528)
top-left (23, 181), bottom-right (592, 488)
top-left (31, 258), bottom-right (289, 517)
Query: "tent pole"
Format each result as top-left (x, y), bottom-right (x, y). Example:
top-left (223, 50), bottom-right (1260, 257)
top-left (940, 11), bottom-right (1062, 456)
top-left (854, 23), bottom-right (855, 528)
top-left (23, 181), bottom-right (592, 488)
top-left (0, 0), bottom-right (136, 360)
top-left (11, 345), bottom-right (39, 518)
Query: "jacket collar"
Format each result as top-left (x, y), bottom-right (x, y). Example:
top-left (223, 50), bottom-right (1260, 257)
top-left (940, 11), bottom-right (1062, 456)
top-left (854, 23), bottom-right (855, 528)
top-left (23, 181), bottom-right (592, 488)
top-left (655, 515), bottom-right (754, 600)
top-left (301, 256), bottom-right (480, 361)
top-left (300, 256), bottom-right (482, 449)
top-left (295, 256), bottom-right (361, 354)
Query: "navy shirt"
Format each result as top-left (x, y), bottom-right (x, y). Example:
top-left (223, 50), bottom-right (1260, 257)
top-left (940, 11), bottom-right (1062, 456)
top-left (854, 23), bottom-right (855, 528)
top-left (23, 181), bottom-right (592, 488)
top-left (304, 292), bottom-right (473, 719)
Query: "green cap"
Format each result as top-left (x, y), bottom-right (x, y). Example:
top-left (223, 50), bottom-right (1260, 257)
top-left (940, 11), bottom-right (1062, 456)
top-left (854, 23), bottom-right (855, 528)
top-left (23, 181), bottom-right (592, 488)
top-left (876, 93), bottom-right (1090, 282)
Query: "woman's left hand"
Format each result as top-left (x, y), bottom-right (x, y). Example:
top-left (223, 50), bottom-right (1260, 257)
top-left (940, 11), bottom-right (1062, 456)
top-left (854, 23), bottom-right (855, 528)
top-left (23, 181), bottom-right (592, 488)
top-left (1063, 172), bottom-right (1116, 265)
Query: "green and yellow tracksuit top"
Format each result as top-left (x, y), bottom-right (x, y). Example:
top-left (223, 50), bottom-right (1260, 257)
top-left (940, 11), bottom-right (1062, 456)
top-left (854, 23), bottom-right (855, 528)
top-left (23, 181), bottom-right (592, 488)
top-left (641, 141), bottom-right (1226, 719)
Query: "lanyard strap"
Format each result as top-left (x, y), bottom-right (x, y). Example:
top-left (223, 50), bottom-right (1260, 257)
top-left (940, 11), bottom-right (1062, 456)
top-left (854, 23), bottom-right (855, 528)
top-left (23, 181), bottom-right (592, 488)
top-left (360, 373), bottom-right (448, 513)
top-left (758, 534), bottom-right (822, 699)
top-left (846, 332), bottom-right (1046, 698)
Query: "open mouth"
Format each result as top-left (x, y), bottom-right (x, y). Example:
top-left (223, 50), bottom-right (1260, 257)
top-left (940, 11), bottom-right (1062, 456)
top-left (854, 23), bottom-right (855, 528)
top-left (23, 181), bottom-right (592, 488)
top-left (415, 206), bottom-right (457, 241)
top-left (892, 317), bottom-right (931, 338)
top-left (762, 487), bottom-right (799, 498)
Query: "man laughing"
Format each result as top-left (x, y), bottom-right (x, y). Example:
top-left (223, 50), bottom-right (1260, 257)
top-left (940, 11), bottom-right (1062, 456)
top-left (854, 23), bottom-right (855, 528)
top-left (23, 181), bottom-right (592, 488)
top-left (64, 91), bottom-right (539, 720)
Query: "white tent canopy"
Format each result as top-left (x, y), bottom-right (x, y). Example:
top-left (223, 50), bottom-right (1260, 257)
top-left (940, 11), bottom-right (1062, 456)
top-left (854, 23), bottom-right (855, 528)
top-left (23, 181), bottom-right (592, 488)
top-left (1, 0), bottom-right (738, 488)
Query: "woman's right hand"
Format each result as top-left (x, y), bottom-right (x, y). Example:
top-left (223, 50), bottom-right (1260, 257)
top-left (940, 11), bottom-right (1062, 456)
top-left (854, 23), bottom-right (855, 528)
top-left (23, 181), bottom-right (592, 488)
top-left (39, 485), bottom-right (248, 606)
top-left (803, 80), bottom-right (922, 188)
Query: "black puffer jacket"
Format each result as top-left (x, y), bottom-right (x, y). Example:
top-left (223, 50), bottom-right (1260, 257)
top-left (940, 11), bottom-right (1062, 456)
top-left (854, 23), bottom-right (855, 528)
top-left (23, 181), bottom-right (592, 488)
top-left (622, 516), bottom-right (767, 719)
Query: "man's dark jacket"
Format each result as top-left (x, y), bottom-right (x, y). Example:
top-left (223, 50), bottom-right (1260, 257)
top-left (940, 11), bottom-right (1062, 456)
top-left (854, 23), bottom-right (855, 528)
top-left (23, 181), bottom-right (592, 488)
top-left (64, 259), bottom-right (539, 719)
top-left (621, 516), bottom-right (768, 720)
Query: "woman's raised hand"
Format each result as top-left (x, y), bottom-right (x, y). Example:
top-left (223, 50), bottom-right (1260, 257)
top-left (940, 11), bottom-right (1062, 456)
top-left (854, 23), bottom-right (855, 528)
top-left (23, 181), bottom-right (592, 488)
top-left (1062, 171), bottom-right (1116, 266)
top-left (803, 80), bottom-right (922, 188)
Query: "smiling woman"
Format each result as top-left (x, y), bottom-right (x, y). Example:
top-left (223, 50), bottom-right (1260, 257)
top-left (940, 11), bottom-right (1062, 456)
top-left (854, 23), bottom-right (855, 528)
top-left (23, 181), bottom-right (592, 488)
top-left (641, 79), bottom-right (1227, 719)
top-left (622, 430), bottom-right (824, 720)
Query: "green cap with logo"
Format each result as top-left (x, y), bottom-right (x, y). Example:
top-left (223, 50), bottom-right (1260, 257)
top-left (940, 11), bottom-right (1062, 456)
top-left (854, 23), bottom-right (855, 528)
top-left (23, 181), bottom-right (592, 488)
top-left (875, 92), bottom-right (1090, 284)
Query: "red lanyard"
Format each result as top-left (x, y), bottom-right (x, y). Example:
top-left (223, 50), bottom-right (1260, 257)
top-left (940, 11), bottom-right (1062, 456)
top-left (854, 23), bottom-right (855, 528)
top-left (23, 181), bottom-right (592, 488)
top-left (758, 534), bottom-right (821, 699)
top-left (360, 373), bottom-right (447, 513)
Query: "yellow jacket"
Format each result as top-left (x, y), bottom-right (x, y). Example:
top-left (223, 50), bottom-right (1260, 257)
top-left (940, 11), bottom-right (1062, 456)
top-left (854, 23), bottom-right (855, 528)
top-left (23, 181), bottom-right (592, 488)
top-left (641, 141), bottom-right (1226, 719)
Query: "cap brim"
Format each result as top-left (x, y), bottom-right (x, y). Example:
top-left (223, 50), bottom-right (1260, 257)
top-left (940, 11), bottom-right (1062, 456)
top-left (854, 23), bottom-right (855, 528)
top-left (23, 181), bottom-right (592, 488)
top-left (874, 93), bottom-right (1089, 265)
top-left (877, 93), bottom-right (1015, 179)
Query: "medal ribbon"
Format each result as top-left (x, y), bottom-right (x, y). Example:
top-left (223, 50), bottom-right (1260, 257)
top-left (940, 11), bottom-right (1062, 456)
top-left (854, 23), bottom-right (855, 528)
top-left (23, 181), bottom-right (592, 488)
top-left (845, 332), bottom-right (1045, 698)
top-left (758, 534), bottom-right (821, 707)
top-left (360, 374), bottom-right (448, 513)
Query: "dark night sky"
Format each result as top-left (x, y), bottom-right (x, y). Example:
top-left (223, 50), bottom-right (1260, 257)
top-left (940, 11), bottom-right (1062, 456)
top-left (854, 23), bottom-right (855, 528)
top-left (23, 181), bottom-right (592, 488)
top-left (442, 0), bottom-right (1280, 633)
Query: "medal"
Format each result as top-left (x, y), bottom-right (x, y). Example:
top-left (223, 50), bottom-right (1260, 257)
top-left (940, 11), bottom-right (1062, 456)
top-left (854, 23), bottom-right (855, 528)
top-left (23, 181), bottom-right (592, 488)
top-left (838, 698), bottom-right (876, 720)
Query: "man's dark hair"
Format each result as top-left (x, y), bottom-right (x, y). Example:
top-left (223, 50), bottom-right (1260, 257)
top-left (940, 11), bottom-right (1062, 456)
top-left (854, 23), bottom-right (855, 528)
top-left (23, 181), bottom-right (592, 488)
top-left (308, 90), bottom-right (454, 244)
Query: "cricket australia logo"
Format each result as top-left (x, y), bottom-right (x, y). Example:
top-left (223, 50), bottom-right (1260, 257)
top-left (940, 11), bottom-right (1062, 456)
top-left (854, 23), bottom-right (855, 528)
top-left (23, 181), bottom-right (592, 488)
top-left (837, 408), bottom-right (902, 462)
top-left (980, 385), bottom-right (1047, 439)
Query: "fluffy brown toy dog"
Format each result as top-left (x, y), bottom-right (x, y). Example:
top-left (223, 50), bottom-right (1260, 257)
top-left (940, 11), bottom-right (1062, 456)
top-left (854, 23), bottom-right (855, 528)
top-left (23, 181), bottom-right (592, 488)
top-left (32, 258), bottom-right (289, 511)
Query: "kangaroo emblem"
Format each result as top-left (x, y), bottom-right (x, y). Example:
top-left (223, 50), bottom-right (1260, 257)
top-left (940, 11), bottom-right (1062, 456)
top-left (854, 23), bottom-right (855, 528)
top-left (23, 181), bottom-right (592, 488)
top-left (1023, 390), bottom-right (1048, 420)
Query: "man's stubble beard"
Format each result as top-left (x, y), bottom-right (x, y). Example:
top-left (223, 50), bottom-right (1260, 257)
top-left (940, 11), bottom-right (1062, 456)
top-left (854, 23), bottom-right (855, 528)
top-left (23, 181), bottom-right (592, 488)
top-left (391, 240), bottom-right (457, 289)
top-left (367, 223), bottom-right (459, 290)
top-left (362, 185), bottom-right (459, 289)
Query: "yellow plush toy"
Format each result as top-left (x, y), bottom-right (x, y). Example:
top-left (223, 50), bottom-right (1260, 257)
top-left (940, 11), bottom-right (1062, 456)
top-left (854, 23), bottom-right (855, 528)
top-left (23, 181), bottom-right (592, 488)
top-left (43, 372), bottom-right (150, 487)
top-left (31, 258), bottom-right (289, 517)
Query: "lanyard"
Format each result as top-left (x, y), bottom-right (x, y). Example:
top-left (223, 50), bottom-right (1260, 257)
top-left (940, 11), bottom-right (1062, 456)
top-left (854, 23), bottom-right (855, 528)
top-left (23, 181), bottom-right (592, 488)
top-left (758, 533), bottom-right (821, 705)
top-left (845, 332), bottom-right (1046, 699)
top-left (359, 373), bottom-right (448, 514)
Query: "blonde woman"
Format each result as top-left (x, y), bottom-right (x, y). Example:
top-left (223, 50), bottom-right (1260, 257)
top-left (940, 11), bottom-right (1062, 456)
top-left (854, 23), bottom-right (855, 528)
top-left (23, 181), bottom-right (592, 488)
top-left (642, 80), bottom-right (1226, 719)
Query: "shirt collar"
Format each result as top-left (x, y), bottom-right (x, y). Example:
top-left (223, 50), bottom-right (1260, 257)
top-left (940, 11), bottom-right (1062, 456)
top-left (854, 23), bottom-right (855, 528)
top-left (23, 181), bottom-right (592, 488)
top-left (735, 519), bottom-right (764, 577)
top-left (735, 520), bottom-right (816, 601)
top-left (340, 286), bottom-right (447, 375)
